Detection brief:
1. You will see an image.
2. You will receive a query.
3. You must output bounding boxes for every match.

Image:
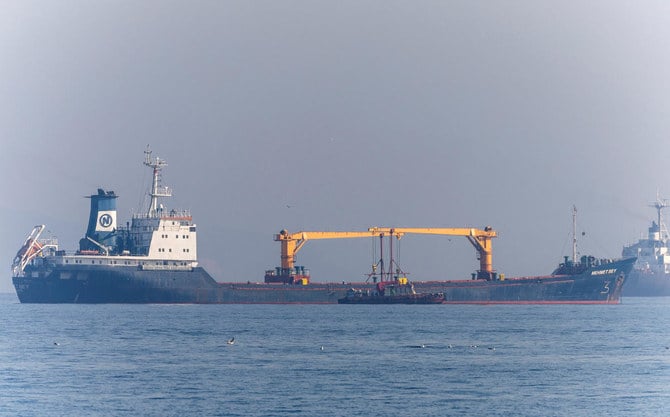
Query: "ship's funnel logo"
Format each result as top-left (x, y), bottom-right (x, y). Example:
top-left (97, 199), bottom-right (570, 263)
top-left (96, 211), bottom-right (116, 232)
top-left (99, 214), bottom-right (113, 227)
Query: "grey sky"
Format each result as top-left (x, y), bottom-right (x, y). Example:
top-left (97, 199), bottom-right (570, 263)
top-left (2, 1), bottom-right (670, 293)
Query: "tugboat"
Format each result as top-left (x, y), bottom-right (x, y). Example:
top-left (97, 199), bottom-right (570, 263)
top-left (338, 278), bottom-right (445, 304)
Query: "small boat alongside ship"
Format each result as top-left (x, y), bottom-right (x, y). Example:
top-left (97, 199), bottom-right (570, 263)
top-left (338, 280), bottom-right (445, 304)
top-left (11, 148), bottom-right (635, 304)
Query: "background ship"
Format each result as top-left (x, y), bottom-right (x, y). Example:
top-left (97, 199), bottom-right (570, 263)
top-left (12, 149), bottom-right (634, 304)
top-left (621, 197), bottom-right (670, 296)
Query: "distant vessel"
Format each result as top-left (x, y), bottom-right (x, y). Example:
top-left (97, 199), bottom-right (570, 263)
top-left (621, 197), bottom-right (670, 296)
top-left (12, 149), bottom-right (634, 304)
top-left (338, 280), bottom-right (445, 304)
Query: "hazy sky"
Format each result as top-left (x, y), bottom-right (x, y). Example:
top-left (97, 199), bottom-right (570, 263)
top-left (2, 1), bottom-right (670, 293)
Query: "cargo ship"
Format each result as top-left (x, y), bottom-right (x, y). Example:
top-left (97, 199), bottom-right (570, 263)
top-left (621, 197), bottom-right (670, 296)
top-left (12, 148), bottom-right (634, 304)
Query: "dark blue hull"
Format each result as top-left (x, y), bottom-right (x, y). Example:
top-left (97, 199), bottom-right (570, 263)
top-left (12, 258), bottom-right (635, 304)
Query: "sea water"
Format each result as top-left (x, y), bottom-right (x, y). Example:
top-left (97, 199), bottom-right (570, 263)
top-left (1, 293), bottom-right (669, 416)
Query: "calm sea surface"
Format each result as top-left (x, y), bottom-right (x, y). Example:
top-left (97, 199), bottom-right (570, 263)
top-left (1, 293), bottom-right (669, 416)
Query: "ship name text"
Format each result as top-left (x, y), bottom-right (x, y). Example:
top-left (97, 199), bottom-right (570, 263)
top-left (591, 268), bottom-right (617, 276)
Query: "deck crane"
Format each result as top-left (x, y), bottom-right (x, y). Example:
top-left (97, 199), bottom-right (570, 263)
top-left (265, 226), bottom-right (499, 284)
top-left (11, 225), bottom-right (59, 277)
top-left (264, 229), bottom-right (403, 284)
top-left (368, 227), bottom-right (499, 280)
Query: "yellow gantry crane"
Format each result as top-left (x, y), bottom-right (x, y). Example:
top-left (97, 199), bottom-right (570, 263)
top-left (265, 226), bottom-right (498, 284)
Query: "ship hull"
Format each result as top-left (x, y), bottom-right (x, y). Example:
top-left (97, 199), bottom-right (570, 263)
top-left (12, 258), bottom-right (634, 304)
top-left (338, 294), bottom-right (445, 304)
top-left (621, 270), bottom-right (670, 297)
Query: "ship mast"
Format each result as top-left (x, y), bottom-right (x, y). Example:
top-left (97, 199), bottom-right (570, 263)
top-left (144, 146), bottom-right (172, 217)
top-left (650, 195), bottom-right (670, 242)
top-left (572, 205), bottom-right (577, 264)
